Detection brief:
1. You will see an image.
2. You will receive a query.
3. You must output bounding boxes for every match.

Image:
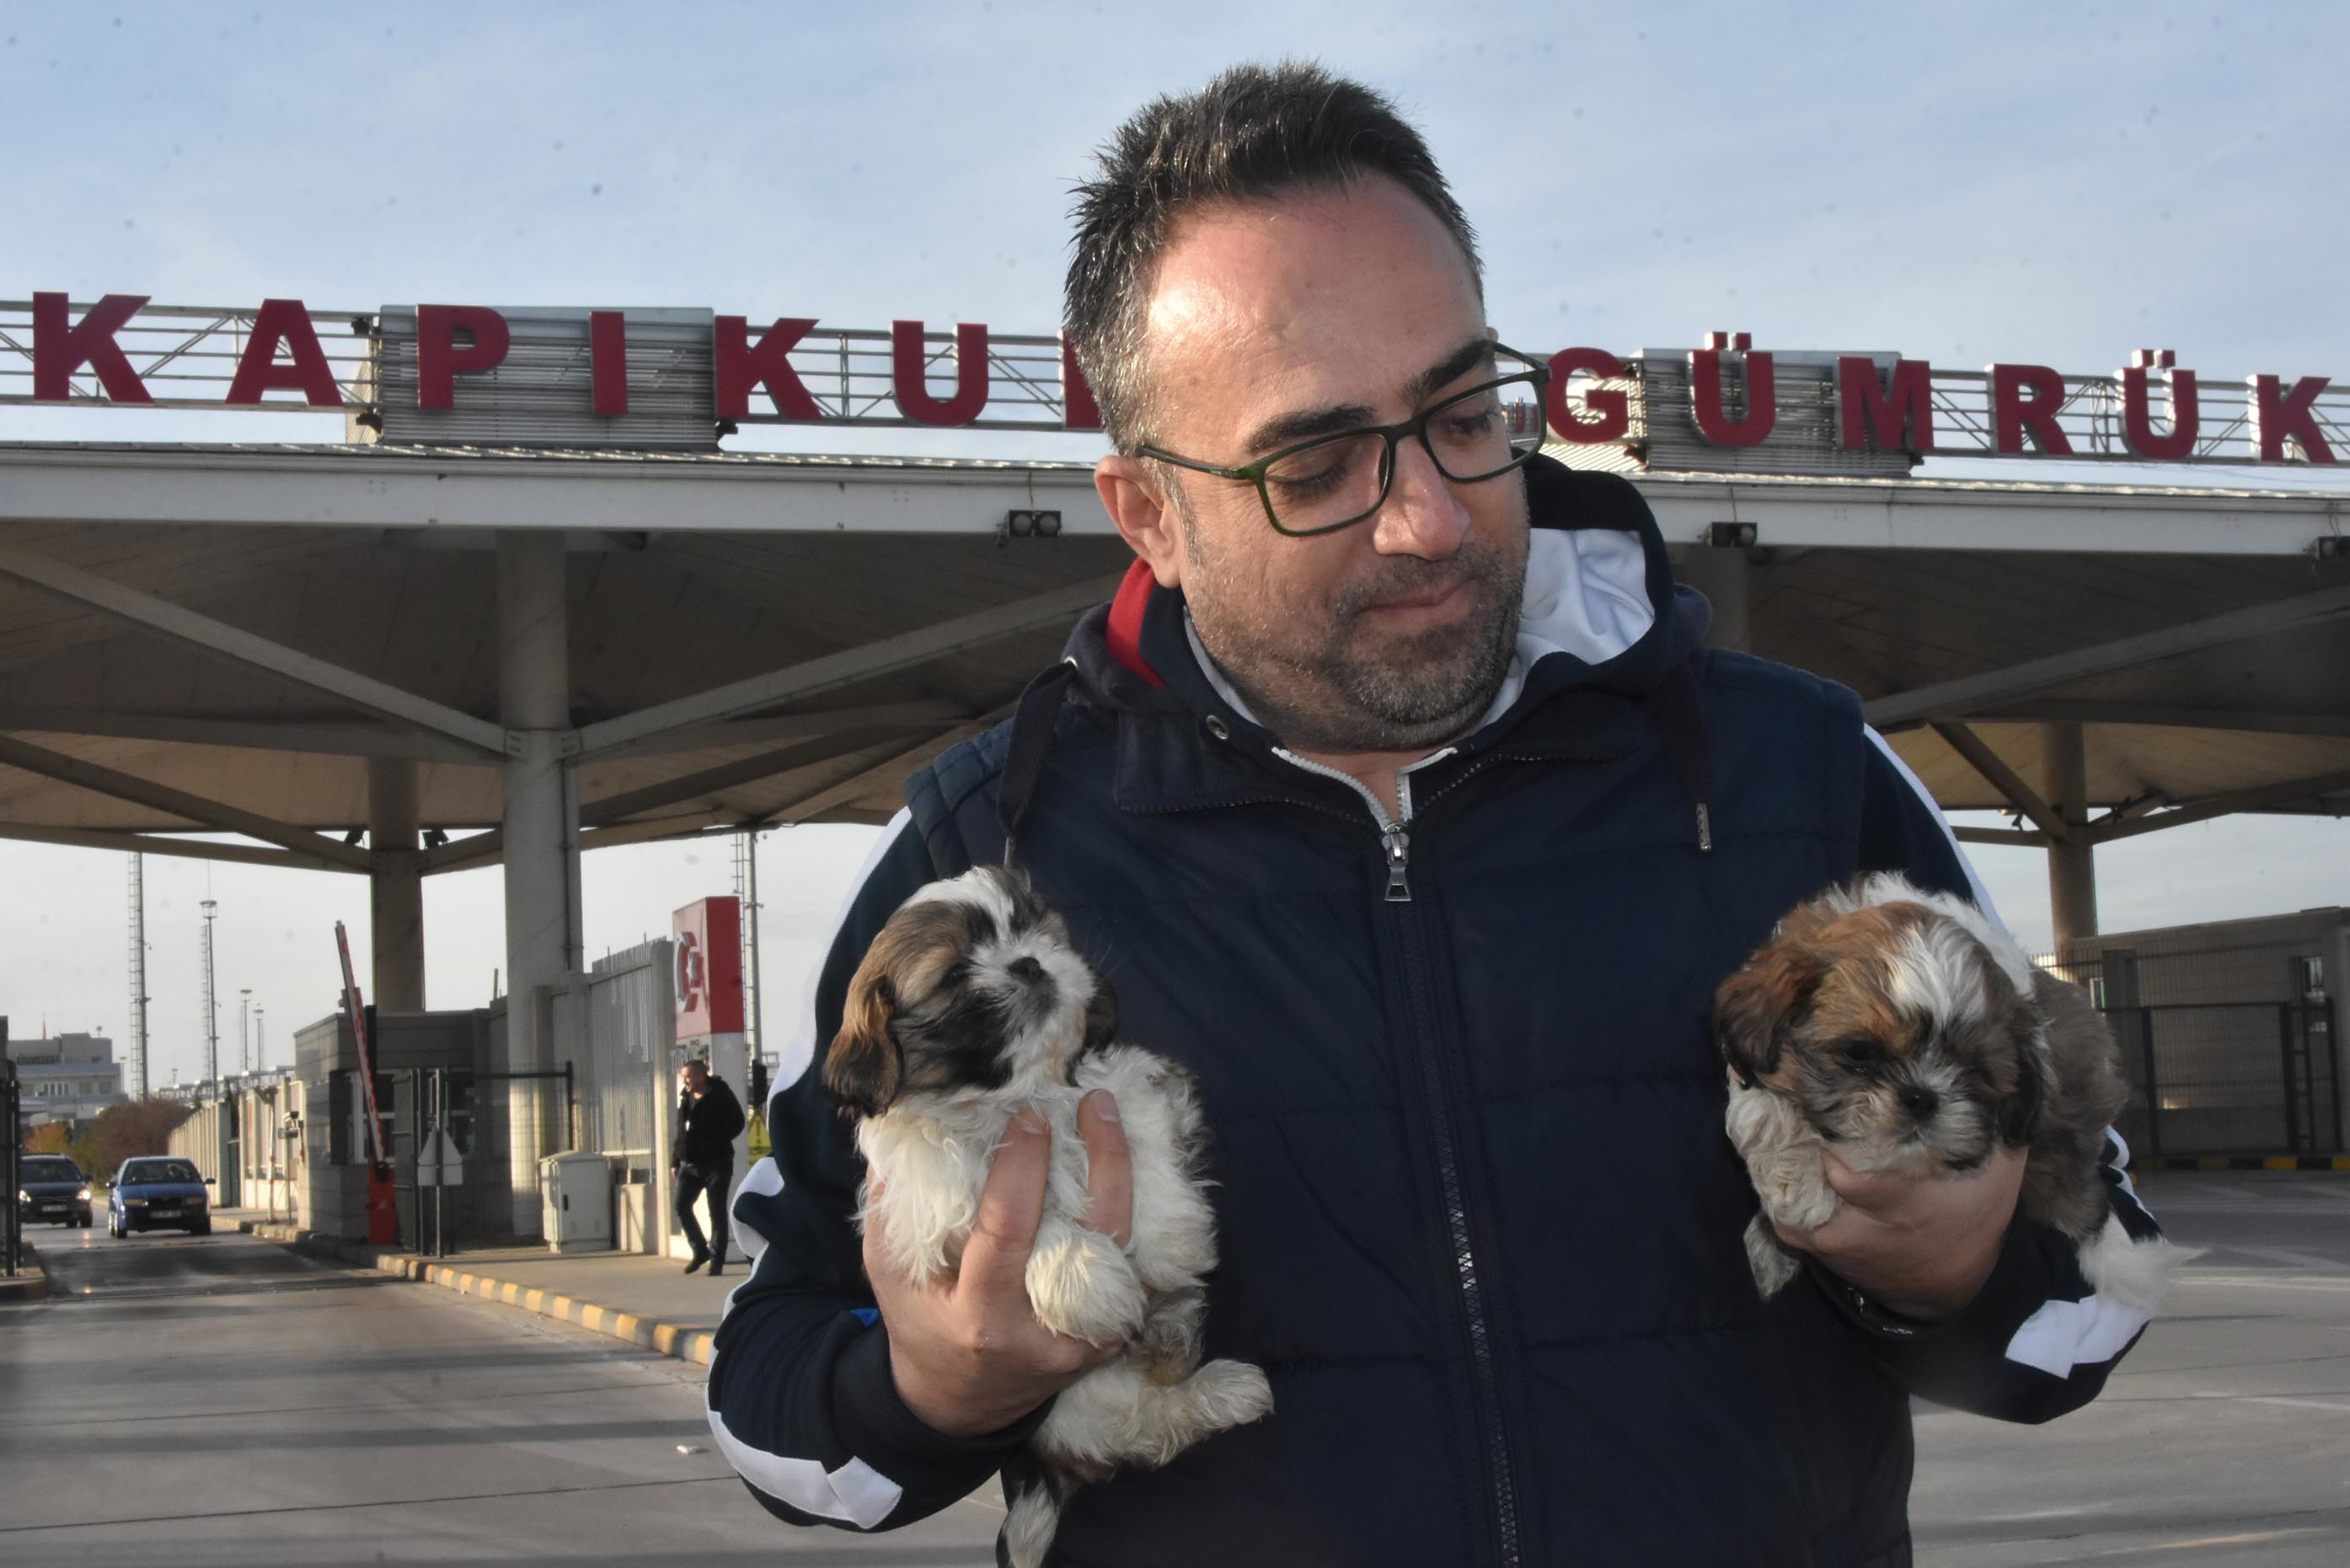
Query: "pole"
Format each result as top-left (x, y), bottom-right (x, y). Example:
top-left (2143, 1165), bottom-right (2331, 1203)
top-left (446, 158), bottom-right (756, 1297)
top-left (200, 899), bottom-right (220, 1088)
top-left (127, 854), bottom-right (150, 1100)
top-left (254, 1005), bottom-right (265, 1074)
top-left (334, 923), bottom-right (388, 1165)
top-left (239, 988), bottom-right (252, 1078)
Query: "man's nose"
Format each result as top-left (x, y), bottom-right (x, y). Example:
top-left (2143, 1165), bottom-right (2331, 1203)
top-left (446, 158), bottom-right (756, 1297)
top-left (1369, 436), bottom-right (1471, 559)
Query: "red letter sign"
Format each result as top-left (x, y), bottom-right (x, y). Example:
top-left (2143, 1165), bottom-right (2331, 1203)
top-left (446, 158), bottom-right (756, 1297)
top-left (2120, 356), bottom-right (2198, 461)
top-left (415, 305), bottom-right (511, 410)
top-left (1061, 335), bottom-right (1102, 431)
top-left (1544, 348), bottom-right (1630, 442)
top-left (1689, 339), bottom-right (1775, 447)
top-left (1837, 356), bottom-right (1935, 452)
top-left (1989, 363), bottom-right (2074, 456)
top-left (225, 298), bottom-right (342, 407)
top-left (672, 897), bottom-right (745, 1040)
top-left (32, 292), bottom-right (153, 403)
top-left (892, 321), bottom-right (990, 425)
top-left (713, 316), bottom-right (822, 420)
top-left (589, 310), bottom-right (628, 417)
top-left (2251, 374), bottom-right (2337, 463)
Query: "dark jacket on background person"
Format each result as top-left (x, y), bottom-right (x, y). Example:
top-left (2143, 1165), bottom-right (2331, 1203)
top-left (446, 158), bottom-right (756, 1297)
top-left (705, 458), bottom-right (2160, 1566)
top-left (677, 1074), bottom-right (746, 1166)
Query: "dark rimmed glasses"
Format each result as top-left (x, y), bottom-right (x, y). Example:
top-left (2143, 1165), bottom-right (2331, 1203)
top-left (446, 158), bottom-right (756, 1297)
top-left (1138, 345), bottom-right (1552, 537)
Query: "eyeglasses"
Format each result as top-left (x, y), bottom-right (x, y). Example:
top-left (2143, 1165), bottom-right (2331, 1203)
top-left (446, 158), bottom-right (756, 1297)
top-left (1137, 345), bottom-right (1552, 538)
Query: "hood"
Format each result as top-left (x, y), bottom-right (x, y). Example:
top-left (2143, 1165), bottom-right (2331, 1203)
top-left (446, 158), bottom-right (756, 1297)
top-left (997, 456), bottom-right (1718, 850)
top-left (1067, 453), bottom-right (1708, 736)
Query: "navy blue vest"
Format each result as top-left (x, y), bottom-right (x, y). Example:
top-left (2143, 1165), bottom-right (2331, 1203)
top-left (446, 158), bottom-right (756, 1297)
top-left (899, 479), bottom-right (1912, 1565)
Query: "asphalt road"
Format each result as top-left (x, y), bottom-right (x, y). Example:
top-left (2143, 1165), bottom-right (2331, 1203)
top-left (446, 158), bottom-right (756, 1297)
top-left (1912, 1174), bottom-right (2350, 1566)
top-left (0, 1228), bottom-right (1004, 1566)
top-left (4, 1178), bottom-right (2344, 1565)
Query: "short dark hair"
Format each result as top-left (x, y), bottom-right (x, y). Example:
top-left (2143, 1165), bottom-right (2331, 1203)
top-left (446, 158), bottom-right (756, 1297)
top-left (1065, 61), bottom-right (1482, 452)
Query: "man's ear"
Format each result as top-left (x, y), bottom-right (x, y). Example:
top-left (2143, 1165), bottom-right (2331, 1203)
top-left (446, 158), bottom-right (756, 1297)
top-left (1096, 456), bottom-right (1185, 590)
top-left (825, 969), bottom-right (903, 1119)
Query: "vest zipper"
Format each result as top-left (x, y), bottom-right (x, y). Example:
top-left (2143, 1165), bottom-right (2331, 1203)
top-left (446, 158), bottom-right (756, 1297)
top-left (1264, 744), bottom-right (1523, 1566)
top-left (1380, 824), bottom-right (1412, 902)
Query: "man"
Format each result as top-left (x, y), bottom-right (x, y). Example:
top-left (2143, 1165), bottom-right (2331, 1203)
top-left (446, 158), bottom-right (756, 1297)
top-left (673, 1056), bottom-right (744, 1277)
top-left (708, 64), bottom-right (2160, 1565)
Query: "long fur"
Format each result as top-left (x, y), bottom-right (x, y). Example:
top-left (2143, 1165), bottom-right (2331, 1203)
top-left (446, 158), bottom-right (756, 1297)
top-left (1718, 873), bottom-right (2181, 1309)
top-left (827, 866), bottom-right (1271, 1567)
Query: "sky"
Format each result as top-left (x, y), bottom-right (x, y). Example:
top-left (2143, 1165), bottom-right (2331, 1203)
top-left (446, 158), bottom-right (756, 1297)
top-left (2, 2), bottom-right (2346, 1086)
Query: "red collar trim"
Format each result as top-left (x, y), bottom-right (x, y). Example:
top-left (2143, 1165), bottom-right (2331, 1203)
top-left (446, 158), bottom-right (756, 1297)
top-left (1105, 559), bottom-right (1166, 688)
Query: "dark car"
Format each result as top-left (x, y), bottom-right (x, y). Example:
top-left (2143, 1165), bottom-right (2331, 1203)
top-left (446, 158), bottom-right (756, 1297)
top-left (16, 1154), bottom-right (94, 1228)
top-left (108, 1156), bottom-right (213, 1238)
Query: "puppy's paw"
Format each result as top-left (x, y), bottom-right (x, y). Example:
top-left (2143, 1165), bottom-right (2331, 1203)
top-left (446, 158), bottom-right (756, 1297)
top-left (2079, 1217), bottom-right (2195, 1314)
top-left (1104, 1358), bottom-right (1273, 1468)
top-left (1180, 1357), bottom-right (1274, 1432)
top-left (1027, 1222), bottom-right (1146, 1345)
top-left (1746, 1213), bottom-right (1801, 1301)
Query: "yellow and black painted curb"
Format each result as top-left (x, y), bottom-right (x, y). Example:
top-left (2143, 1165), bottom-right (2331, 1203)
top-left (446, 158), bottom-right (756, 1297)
top-left (253, 1223), bottom-right (715, 1366)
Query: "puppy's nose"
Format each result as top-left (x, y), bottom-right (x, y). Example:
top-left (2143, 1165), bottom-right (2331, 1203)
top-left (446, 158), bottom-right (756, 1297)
top-left (1008, 955), bottom-right (1046, 984)
top-left (1898, 1084), bottom-right (1940, 1121)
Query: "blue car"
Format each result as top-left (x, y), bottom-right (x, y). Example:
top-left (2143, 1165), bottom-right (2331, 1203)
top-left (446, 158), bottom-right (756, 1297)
top-left (108, 1156), bottom-right (214, 1238)
top-left (16, 1154), bottom-right (94, 1228)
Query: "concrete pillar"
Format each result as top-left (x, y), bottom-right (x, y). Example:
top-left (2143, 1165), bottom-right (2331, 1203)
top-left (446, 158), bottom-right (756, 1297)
top-left (496, 531), bottom-right (581, 1232)
top-left (1674, 543), bottom-right (1752, 652)
top-left (2044, 720), bottom-right (2098, 951)
top-left (367, 757), bottom-right (426, 1012)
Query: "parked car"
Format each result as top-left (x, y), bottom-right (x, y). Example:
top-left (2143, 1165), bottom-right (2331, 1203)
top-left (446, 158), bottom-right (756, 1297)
top-left (16, 1154), bottom-right (94, 1228)
top-left (108, 1157), bottom-right (213, 1238)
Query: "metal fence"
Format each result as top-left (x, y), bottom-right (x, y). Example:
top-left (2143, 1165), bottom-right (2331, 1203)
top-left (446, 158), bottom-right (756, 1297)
top-left (384, 1064), bottom-right (574, 1257)
top-left (2042, 944), bottom-right (2342, 1158)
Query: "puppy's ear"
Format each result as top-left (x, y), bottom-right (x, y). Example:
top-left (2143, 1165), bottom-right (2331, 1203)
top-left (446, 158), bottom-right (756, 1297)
top-left (826, 966), bottom-right (903, 1118)
top-left (1997, 1024), bottom-right (2047, 1148)
top-left (1716, 939), bottom-right (1825, 1089)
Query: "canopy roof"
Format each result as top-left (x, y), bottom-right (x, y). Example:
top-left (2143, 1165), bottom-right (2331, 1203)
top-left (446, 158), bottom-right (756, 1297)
top-left (1, 442), bottom-right (2343, 875)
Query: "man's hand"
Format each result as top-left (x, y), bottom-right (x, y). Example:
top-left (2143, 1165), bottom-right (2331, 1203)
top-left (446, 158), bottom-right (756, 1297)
top-left (870, 1092), bottom-right (1133, 1437)
top-left (1775, 1144), bottom-right (2026, 1323)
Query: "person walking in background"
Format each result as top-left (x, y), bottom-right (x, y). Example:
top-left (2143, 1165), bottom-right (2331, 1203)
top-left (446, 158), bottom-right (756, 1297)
top-left (674, 1056), bottom-right (745, 1276)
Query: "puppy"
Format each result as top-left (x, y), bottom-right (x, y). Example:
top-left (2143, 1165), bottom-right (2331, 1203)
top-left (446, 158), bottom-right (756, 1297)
top-left (1716, 872), bottom-right (2178, 1315)
top-left (826, 864), bottom-right (1272, 1568)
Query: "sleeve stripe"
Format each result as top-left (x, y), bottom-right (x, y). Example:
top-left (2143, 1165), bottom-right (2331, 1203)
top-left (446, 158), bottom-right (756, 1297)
top-left (703, 1405), bottom-right (903, 1528)
top-left (2002, 1290), bottom-right (2152, 1378)
top-left (1865, 725), bottom-right (2004, 927)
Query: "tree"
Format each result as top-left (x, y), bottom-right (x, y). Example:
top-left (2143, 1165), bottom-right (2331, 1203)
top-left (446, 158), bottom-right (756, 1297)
top-left (68, 1100), bottom-right (192, 1180)
top-left (25, 1123), bottom-right (72, 1156)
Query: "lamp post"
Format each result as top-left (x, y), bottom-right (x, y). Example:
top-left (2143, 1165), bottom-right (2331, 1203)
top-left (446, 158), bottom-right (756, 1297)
top-left (200, 900), bottom-right (219, 1087)
top-left (238, 988), bottom-right (252, 1078)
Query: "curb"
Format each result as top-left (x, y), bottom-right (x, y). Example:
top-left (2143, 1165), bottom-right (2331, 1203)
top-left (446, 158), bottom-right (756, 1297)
top-left (252, 1223), bottom-right (715, 1366)
top-left (0, 1239), bottom-right (50, 1303)
top-left (2134, 1155), bottom-right (2350, 1174)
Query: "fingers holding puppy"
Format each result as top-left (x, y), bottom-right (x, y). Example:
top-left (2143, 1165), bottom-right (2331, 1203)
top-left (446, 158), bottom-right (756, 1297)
top-left (870, 1109), bottom-right (1128, 1438)
top-left (1773, 1145), bottom-right (2027, 1324)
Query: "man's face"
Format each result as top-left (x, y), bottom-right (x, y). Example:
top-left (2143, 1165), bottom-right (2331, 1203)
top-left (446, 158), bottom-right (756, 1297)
top-left (683, 1062), bottom-right (708, 1094)
top-left (1108, 174), bottom-right (1530, 754)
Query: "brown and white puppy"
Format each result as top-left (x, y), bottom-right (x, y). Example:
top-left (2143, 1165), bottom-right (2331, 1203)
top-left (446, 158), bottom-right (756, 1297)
top-left (827, 864), bottom-right (1272, 1568)
top-left (1716, 872), bottom-right (2177, 1314)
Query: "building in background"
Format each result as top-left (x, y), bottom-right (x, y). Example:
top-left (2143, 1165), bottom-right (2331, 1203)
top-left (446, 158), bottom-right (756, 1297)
top-left (5, 1030), bottom-right (127, 1131)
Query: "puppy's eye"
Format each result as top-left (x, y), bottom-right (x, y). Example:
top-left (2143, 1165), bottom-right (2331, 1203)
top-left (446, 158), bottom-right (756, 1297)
top-left (1835, 1036), bottom-right (1887, 1071)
